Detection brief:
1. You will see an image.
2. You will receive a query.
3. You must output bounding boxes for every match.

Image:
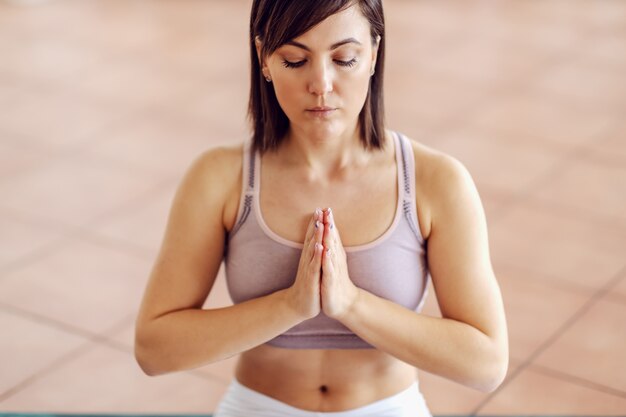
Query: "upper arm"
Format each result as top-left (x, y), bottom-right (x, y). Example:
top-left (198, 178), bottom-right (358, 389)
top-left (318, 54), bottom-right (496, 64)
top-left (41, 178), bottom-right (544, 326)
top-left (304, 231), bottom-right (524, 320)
top-left (136, 146), bottom-right (242, 328)
top-left (425, 153), bottom-right (508, 353)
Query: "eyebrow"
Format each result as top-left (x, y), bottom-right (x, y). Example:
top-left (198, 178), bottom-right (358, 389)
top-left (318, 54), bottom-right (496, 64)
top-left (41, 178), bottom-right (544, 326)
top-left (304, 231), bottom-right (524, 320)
top-left (285, 37), bottom-right (362, 52)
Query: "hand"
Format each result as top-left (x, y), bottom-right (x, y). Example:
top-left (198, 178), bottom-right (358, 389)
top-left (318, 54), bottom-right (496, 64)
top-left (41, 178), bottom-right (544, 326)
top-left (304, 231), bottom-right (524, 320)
top-left (321, 208), bottom-right (360, 320)
top-left (284, 208), bottom-right (324, 320)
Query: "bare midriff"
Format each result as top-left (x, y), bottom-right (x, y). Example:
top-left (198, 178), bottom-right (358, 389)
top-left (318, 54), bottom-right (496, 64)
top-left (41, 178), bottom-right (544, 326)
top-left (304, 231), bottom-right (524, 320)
top-left (234, 344), bottom-right (417, 412)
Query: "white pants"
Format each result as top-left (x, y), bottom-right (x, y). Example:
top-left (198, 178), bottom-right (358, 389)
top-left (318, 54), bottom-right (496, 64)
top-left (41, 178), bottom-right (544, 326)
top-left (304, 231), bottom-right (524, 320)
top-left (214, 378), bottom-right (433, 417)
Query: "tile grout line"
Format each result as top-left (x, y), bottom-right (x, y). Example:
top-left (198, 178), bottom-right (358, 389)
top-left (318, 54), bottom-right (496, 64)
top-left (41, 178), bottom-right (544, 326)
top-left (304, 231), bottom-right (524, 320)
top-left (0, 303), bottom-right (227, 396)
top-left (0, 339), bottom-right (95, 403)
top-left (0, 172), bottom-right (178, 278)
top-left (493, 259), bottom-right (621, 300)
top-left (528, 362), bottom-right (626, 399)
top-left (471, 116), bottom-right (618, 234)
top-left (471, 264), bottom-right (626, 414)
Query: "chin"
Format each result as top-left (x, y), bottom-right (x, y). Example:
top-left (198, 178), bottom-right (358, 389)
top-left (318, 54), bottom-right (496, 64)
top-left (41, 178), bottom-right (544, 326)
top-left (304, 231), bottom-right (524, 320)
top-left (307, 125), bottom-right (344, 142)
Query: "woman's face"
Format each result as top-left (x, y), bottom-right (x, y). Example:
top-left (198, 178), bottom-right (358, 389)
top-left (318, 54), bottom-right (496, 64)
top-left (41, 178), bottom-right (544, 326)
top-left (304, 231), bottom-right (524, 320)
top-left (259, 5), bottom-right (379, 141)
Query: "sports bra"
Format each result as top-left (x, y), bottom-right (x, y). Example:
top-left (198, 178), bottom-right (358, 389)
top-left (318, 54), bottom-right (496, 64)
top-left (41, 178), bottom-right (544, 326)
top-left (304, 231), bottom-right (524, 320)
top-left (224, 131), bottom-right (430, 349)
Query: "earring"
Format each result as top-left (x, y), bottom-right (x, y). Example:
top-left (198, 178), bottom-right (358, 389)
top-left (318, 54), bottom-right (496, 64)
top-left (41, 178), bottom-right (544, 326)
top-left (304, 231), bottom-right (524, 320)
top-left (370, 68), bottom-right (375, 76)
top-left (265, 76), bottom-right (272, 82)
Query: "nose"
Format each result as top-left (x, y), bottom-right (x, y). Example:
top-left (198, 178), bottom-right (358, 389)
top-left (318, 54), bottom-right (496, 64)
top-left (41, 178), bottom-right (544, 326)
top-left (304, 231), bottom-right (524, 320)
top-left (308, 61), bottom-right (333, 96)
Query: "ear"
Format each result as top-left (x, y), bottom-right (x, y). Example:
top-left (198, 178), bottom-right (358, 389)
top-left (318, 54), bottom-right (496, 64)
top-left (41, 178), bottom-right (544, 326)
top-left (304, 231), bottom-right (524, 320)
top-left (255, 36), bottom-right (265, 68)
top-left (370, 35), bottom-right (381, 71)
top-left (255, 36), bottom-right (272, 80)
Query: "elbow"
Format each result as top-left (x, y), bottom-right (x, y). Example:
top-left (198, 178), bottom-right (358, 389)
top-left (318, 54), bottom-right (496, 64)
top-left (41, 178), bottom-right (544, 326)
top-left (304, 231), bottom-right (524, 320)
top-left (478, 366), bottom-right (507, 393)
top-left (134, 323), bottom-right (170, 377)
top-left (134, 335), bottom-right (162, 376)
top-left (476, 350), bottom-right (509, 393)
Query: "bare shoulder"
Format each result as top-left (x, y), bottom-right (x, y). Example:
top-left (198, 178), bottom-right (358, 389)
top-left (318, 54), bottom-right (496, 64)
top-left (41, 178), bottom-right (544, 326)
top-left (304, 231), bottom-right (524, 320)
top-left (182, 143), bottom-right (244, 227)
top-left (189, 143), bottom-right (243, 193)
top-left (403, 136), bottom-right (481, 238)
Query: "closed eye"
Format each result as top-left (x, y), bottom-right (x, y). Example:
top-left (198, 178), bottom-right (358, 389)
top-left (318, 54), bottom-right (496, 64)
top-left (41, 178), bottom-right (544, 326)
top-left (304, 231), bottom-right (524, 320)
top-left (281, 58), bottom-right (358, 69)
top-left (335, 58), bottom-right (357, 67)
top-left (282, 60), bottom-right (306, 69)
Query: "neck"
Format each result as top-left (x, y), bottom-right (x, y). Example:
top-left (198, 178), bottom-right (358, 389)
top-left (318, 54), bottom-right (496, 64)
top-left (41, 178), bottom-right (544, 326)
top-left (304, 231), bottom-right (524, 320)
top-left (279, 125), bottom-right (373, 180)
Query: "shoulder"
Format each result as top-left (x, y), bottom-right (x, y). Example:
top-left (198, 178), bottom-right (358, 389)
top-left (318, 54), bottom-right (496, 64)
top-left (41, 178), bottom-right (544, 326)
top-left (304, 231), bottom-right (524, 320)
top-left (176, 142), bottom-right (245, 210)
top-left (401, 134), bottom-right (482, 236)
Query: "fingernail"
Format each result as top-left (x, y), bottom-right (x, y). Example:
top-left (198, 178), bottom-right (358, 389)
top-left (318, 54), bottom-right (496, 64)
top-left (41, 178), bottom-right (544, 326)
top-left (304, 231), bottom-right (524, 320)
top-left (329, 222), bottom-right (334, 230)
top-left (326, 248), bottom-right (331, 255)
top-left (315, 208), bottom-right (321, 216)
top-left (315, 221), bottom-right (319, 229)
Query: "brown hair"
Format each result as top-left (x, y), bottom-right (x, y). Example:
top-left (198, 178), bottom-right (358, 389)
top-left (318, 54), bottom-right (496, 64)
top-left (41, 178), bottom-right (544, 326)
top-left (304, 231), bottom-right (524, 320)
top-left (248, 0), bottom-right (386, 153)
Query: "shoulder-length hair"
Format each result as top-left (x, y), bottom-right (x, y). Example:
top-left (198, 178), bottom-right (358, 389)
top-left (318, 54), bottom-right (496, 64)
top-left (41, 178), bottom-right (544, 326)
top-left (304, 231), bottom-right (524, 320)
top-left (248, 0), bottom-right (386, 154)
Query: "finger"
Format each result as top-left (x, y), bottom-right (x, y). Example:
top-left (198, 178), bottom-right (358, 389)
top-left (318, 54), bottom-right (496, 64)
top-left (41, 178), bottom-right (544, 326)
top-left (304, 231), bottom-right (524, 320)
top-left (323, 207), bottom-right (332, 225)
top-left (322, 246), bottom-right (334, 275)
top-left (315, 216), bottom-right (324, 243)
top-left (310, 242), bottom-right (324, 273)
top-left (304, 208), bottom-right (323, 244)
top-left (325, 208), bottom-right (343, 247)
top-left (323, 220), bottom-right (333, 249)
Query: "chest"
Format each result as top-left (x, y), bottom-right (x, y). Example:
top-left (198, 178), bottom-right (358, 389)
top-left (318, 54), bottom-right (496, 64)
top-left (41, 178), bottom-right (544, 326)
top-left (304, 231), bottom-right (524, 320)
top-left (259, 161), bottom-right (398, 247)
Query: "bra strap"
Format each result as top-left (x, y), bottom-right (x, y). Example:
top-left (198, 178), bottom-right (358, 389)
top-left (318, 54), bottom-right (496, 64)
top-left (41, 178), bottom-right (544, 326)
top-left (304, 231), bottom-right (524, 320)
top-left (396, 132), bottom-right (424, 244)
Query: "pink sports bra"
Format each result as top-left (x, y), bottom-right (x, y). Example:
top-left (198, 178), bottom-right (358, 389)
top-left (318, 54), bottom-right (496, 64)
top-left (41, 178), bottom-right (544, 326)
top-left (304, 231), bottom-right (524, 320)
top-left (224, 131), bottom-right (430, 349)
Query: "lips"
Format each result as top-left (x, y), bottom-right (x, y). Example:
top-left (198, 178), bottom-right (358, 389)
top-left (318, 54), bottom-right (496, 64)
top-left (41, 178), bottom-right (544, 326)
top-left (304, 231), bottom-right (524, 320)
top-left (307, 106), bottom-right (336, 112)
top-left (305, 107), bottom-right (337, 118)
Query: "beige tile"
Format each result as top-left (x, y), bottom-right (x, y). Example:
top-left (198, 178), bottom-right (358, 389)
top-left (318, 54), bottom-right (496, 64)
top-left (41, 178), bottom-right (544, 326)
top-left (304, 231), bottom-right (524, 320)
top-left (0, 342), bottom-right (227, 413)
top-left (0, 2), bottom-right (93, 42)
top-left (140, 28), bottom-right (248, 82)
top-left (531, 58), bottom-right (626, 111)
top-left (416, 35), bottom-right (549, 89)
top-left (435, 126), bottom-right (567, 195)
top-left (171, 83), bottom-right (250, 134)
top-left (0, 138), bottom-right (56, 185)
top-left (89, 182), bottom-right (178, 256)
top-left (469, 90), bottom-right (614, 149)
top-left (494, 263), bottom-right (591, 361)
top-left (529, 157), bottom-right (626, 229)
top-left (0, 209), bottom-right (67, 271)
top-left (478, 365), bottom-right (626, 414)
top-left (386, 70), bottom-right (487, 132)
top-left (580, 121), bottom-right (626, 170)
top-left (533, 298), bottom-right (626, 392)
top-left (0, 238), bottom-right (152, 334)
top-left (605, 273), bottom-right (626, 305)
top-left (0, 36), bottom-right (108, 83)
top-left (471, 4), bottom-right (585, 54)
top-left (0, 309), bottom-right (89, 395)
top-left (489, 201), bottom-right (626, 293)
top-left (0, 153), bottom-right (159, 228)
top-left (384, 1), bottom-right (469, 41)
top-left (64, 54), bottom-right (203, 113)
top-left (0, 86), bottom-right (130, 148)
top-left (419, 357), bottom-right (524, 415)
top-left (577, 32), bottom-right (626, 71)
top-left (82, 105), bottom-right (240, 179)
top-left (0, 71), bottom-right (36, 109)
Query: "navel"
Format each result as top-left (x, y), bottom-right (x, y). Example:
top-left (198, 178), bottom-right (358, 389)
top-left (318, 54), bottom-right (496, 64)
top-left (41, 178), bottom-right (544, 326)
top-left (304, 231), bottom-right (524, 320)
top-left (319, 384), bottom-right (329, 394)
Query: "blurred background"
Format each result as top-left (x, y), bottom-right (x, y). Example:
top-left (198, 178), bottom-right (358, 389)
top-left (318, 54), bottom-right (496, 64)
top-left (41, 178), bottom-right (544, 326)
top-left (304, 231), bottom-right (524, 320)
top-left (1, 0), bottom-right (625, 415)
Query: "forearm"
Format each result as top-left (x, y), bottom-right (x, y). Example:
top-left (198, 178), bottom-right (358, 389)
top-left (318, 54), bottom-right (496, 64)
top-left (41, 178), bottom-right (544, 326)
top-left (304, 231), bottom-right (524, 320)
top-left (135, 288), bottom-right (301, 376)
top-left (340, 289), bottom-right (508, 392)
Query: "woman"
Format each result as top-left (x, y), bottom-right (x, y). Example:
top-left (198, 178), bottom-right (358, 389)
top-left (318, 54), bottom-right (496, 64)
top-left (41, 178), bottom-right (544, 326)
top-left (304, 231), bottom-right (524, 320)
top-left (134, 1), bottom-right (509, 416)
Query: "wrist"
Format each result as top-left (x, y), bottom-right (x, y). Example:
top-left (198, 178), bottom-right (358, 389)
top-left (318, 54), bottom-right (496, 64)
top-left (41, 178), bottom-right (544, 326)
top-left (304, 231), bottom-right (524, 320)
top-left (277, 287), bottom-right (314, 322)
top-left (336, 286), bottom-right (363, 323)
